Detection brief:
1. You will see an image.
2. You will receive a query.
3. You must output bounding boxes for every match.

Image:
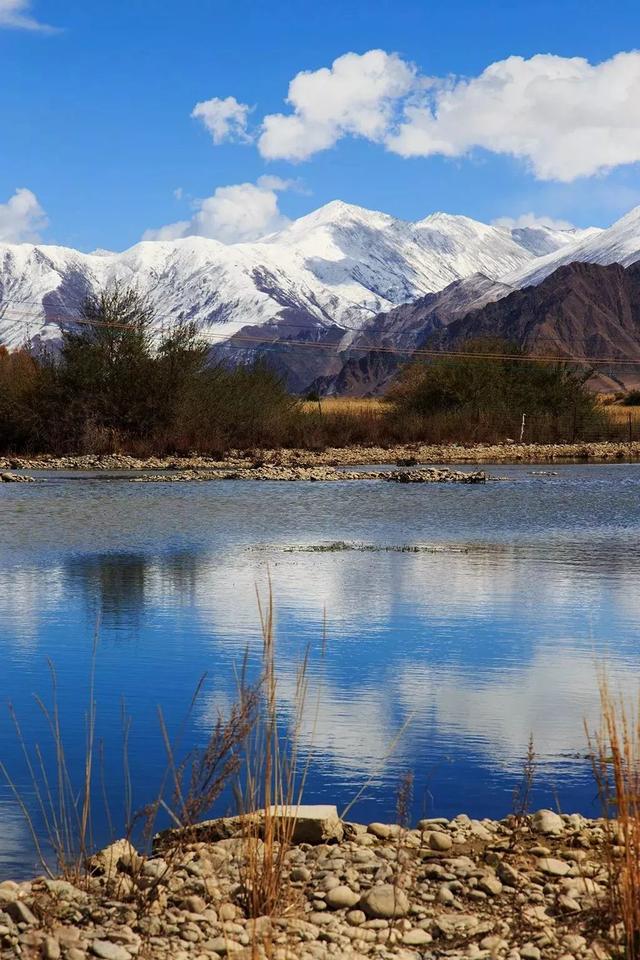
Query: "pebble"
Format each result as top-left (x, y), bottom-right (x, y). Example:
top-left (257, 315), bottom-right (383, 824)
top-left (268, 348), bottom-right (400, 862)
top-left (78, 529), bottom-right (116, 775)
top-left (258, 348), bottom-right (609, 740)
top-left (538, 857), bottom-right (571, 877)
top-left (346, 910), bottom-right (366, 926)
top-left (43, 937), bottom-right (61, 960)
top-left (427, 831), bottom-right (453, 852)
top-left (325, 885), bottom-right (360, 909)
top-left (478, 874), bottom-right (502, 896)
top-left (402, 928), bottom-right (432, 946)
top-left (521, 944), bottom-right (541, 960)
top-left (532, 809), bottom-right (565, 836)
top-left (368, 823), bottom-right (393, 839)
top-left (91, 941), bottom-right (130, 960)
top-left (437, 885), bottom-right (455, 905)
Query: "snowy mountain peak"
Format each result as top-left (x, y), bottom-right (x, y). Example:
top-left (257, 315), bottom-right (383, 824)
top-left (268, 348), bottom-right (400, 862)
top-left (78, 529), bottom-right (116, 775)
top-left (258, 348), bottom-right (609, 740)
top-left (416, 211), bottom-right (488, 230)
top-left (302, 199), bottom-right (376, 221)
top-left (268, 200), bottom-right (397, 243)
top-left (609, 203), bottom-right (640, 229)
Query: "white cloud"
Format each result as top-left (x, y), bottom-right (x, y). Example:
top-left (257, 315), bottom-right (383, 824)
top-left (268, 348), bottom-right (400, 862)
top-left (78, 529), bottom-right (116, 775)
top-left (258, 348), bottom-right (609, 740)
top-left (142, 219), bottom-right (192, 242)
top-left (143, 177), bottom-right (291, 244)
top-left (198, 49), bottom-right (640, 181)
top-left (258, 49), bottom-right (417, 161)
top-left (0, 188), bottom-right (48, 242)
top-left (0, 0), bottom-right (56, 31)
top-left (387, 52), bottom-right (640, 182)
top-left (191, 96), bottom-right (252, 145)
top-left (492, 212), bottom-right (576, 231)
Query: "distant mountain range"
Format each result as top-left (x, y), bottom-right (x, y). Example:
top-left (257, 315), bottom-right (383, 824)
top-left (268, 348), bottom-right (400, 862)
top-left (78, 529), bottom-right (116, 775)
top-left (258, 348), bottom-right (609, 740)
top-left (3, 200), bottom-right (640, 393)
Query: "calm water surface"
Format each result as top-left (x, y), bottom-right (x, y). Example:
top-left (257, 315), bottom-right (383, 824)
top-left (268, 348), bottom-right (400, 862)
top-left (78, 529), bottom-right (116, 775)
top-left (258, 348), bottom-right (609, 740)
top-left (1, 463), bottom-right (640, 878)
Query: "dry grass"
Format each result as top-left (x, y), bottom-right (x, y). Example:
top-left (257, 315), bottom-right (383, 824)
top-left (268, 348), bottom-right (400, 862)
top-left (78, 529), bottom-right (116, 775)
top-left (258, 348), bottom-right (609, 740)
top-left (1, 586), bottom-right (314, 934)
top-left (301, 396), bottom-right (390, 416)
top-left (603, 404), bottom-right (640, 426)
top-left (510, 733), bottom-right (537, 850)
top-left (235, 584), bottom-right (311, 920)
top-left (588, 677), bottom-right (640, 959)
top-left (0, 647), bottom-right (101, 883)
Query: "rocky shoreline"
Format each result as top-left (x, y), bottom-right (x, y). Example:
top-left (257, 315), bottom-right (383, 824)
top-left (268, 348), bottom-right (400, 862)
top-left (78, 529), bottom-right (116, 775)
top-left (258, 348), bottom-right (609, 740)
top-left (0, 440), bottom-right (639, 476)
top-left (0, 809), bottom-right (621, 960)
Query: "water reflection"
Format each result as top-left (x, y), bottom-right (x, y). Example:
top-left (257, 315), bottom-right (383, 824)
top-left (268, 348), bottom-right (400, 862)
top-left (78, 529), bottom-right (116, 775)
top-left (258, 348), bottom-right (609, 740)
top-left (0, 799), bottom-right (36, 879)
top-left (1, 465), bottom-right (640, 877)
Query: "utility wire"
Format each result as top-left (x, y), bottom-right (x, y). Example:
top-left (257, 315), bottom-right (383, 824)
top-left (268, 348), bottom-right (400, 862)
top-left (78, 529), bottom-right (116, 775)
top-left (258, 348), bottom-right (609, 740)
top-left (2, 306), bottom-right (640, 367)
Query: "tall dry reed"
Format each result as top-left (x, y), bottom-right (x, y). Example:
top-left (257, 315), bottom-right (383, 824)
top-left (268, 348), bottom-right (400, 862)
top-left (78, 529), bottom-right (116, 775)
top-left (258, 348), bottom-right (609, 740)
top-left (588, 676), bottom-right (640, 959)
top-left (0, 646), bottom-right (100, 881)
top-left (235, 584), bottom-right (312, 919)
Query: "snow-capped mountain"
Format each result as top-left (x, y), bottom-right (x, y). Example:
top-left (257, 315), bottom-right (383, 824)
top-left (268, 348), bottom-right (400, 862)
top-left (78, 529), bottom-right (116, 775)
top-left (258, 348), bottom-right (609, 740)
top-left (507, 206), bottom-right (640, 289)
top-left (505, 224), bottom-right (602, 258)
top-left (302, 204), bottom-right (640, 396)
top-left (0, 201), bottom-right (590, 352)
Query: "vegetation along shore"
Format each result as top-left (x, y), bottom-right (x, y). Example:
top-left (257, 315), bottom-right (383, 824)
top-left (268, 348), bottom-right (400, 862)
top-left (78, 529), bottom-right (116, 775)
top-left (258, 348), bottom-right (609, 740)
top-left (2, 286), bottom-right (639, 462)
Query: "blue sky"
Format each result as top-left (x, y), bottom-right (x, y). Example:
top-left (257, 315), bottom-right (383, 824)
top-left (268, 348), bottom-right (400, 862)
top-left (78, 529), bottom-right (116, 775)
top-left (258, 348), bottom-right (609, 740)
top-left (2, 0), bottom-right (640, 251)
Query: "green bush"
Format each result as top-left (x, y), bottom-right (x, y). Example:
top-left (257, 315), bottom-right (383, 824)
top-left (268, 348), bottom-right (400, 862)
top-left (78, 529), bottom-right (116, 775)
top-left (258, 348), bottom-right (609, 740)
top-left (389, 338), bottom-right (599, 431)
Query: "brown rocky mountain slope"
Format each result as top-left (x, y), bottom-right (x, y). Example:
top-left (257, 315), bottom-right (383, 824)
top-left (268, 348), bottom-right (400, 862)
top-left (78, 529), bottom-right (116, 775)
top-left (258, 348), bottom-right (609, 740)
top-left (437, 260), bottom-right (640, 392)
top-left (316, 261), bottom-right (640, 395)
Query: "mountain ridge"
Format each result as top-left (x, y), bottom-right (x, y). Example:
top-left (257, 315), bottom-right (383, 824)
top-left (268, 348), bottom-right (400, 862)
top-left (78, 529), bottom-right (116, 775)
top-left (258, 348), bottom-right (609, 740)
top-left (316, 260), bottom-right (640, 396)
top-left (0, 201), bottom-right (592, 358)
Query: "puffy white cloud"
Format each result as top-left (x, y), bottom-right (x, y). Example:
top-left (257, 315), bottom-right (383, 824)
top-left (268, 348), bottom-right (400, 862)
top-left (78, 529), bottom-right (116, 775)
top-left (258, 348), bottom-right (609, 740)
top-left (387, 52), bottom-right (640, 182)
top-left (191, 96), bottom-right (252, 145)
top-left (492, 212), bottom-right (576, 231)
top-left (0, 0), bottom-right (56, 31)
top-left (200, 48), bottom-right (640, 181)
top-left (0, 188), bottom-right (48, 242)
top-left (143, 176), bottom-right (290, 244)
top-left (142, 219), bottom-right (191, 242)
top-left (258, 49), bottom-right (417, 161)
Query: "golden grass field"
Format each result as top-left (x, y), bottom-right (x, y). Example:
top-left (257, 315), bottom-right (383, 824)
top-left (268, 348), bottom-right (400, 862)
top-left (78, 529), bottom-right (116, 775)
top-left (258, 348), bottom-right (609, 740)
top-left (301, 397), bottom-right (389, 415)
top-left (304, 396), bottom-right (640, 422)
top-left (601, 403), bottom-right (640, 425)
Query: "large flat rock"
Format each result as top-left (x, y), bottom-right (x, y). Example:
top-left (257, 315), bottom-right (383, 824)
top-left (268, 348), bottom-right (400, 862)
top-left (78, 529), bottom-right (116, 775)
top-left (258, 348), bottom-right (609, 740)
top-left (154, 804), bottom-right (343, 852)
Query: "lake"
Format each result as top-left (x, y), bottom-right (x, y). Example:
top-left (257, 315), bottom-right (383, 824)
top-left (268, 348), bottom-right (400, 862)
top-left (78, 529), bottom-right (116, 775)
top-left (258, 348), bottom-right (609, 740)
top-left (1, 463), bottom-right (639, 879)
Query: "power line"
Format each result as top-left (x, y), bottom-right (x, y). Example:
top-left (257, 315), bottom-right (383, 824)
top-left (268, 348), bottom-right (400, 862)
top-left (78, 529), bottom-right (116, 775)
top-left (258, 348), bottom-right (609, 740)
top-left (0, 301), bottom-right (625, 346)
top-left (1, 297), bottom-right (638, 349)
top-left (2, 305), bottom-right (640, 367)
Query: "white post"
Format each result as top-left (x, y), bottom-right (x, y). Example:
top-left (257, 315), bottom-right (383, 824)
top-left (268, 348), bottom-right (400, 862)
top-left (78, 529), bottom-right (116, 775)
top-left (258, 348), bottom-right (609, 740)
top-left (519, 413), bottom-right (526, 443)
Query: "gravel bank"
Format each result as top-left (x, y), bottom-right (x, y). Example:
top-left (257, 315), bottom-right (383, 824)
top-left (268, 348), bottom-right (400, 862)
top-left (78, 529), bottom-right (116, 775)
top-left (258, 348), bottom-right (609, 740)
top-left (129, 467), bottom-right (489, 484)
top-left (1, 440), bottom-right (639, 474)
top-left (0, 811), bottom-right (621, 960)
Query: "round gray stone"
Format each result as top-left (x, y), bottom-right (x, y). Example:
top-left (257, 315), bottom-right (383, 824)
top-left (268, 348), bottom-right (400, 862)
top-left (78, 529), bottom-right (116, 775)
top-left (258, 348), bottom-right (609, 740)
top-left (325, 885), bottom-right (361, 909)
top-left (360, 884), bottom-right (410, 919)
